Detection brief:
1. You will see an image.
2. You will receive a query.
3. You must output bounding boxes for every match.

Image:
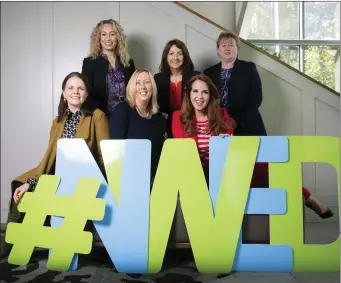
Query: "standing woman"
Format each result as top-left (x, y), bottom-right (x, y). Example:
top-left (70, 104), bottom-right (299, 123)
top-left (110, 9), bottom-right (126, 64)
top-left (204, 31), bottom-right (333, 218)
top-left (204, 31), bottom-right (266, 136)
top-left (173, 74), bottom-right (333, 219)
top-left (154, 39), bottom-right (199, 137)
top-left (82, 19), bottom-right (135, 117)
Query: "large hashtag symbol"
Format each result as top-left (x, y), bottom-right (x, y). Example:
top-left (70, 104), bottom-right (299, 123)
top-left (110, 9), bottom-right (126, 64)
top-left (5, 175), bottom-right (105, 271)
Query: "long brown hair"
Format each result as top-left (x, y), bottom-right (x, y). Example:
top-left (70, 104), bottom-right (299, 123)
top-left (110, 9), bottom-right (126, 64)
top-left (159, 39), bottom-right (194, 75)
top-left (180, 74), bottom-right (228, 136)
top-left (57, 72), bottom-right (94, 122)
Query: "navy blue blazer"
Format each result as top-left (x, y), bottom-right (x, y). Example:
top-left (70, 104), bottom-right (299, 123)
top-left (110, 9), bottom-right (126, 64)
top-left (204, 59), bottom-right (267, 136)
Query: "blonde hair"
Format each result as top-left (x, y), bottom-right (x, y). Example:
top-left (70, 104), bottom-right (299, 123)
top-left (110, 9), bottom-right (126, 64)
top-left (88, 19), bottom-right (131, 67)
top-left (216, 31), bottom-right (240, 49)
top-left (126, 68), bottom-right (159, 119)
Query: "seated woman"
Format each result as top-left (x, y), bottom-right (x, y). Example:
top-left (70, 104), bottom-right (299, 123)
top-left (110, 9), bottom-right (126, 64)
top-left (172, 74), bottom-right (233, 180)
top-left (154, 39), bottom-right (199, 138)
top-left (1, 72), bottom-right (110, 258)
top-left (172, 74), bottom-right (333, 219)
top-left (109, 68), bottom-right (166, 181)
top-left (82, 19), bottom-right (135, 117)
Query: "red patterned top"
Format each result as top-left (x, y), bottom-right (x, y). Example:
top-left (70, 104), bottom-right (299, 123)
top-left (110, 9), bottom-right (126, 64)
top-left (172, 109), bottom-right (234, 165)
top-left (196, 119), bottom-right (210, 164)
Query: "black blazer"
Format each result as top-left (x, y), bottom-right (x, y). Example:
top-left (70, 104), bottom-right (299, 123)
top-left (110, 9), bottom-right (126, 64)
top-left (154, 70), bottom-right (200, 138)
top-left (204, 59), bottom-right (267, 136)
top-left (154, 70), bottom-right (200, 115)
top-left (109, 101), bottom-right (166, 179)
top-left (82, 56), bottom-right (135, 116)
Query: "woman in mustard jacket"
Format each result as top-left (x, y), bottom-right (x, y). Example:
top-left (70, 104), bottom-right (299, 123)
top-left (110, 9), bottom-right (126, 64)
top-left (7, 71), bottom-right (109, 232)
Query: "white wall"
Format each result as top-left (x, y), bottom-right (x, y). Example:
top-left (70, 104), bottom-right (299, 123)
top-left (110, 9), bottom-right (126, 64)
top-left (179, 1), bottom-right (236, 31)
top-left (1, 2), bottom-right (339, 223)
top-left (1, 2), bottom-right (54, 221)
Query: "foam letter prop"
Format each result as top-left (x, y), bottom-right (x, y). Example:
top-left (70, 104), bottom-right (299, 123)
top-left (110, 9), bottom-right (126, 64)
top-left (210, 136), bottom-right (293, 272)
top-left (51, 139), bottom-right (151, 273)
top-left (148, 137), bottom-right (259, 273)
top-left (270, 136), bottom-right (340, 272)
top-left (6, 176), bottom-right (104, 271)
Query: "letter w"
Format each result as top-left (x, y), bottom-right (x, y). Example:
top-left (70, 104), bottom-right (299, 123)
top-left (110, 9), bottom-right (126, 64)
top-left (148, 138), bottom-right (259, 273)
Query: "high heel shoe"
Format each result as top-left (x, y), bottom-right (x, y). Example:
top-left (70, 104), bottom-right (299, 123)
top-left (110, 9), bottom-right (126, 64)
top-left (305, 196), bottom-right (334, 219)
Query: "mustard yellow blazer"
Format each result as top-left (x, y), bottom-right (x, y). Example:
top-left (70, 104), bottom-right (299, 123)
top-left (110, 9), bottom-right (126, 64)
top-left (8, 109), bottom-right (109, 218)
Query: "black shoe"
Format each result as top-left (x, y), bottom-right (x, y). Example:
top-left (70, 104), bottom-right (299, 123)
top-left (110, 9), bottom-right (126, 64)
top-left (305, 196), bottom-right (334, 219)
top-left (0, 249), bottom-right (9, 260)
top-left (0, 238), bottom-right (11, 260)
top-left (319, 209), bottom-right (334, 219)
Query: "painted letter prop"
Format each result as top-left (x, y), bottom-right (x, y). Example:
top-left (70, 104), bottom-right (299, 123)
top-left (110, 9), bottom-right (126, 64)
top-left (6, 136), bottom-right (340, 273)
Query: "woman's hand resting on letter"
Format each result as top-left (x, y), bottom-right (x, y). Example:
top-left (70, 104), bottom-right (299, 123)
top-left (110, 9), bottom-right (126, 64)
top-left (13, 183), bottom-right (30, 204)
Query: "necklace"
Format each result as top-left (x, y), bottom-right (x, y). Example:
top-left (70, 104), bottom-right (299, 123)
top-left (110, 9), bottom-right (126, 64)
top-left (136, 106), bottom-right (149, 118)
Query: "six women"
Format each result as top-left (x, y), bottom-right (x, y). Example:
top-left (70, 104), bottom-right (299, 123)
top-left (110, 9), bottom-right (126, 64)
top-left (4, 21), bottom-right (334, 256)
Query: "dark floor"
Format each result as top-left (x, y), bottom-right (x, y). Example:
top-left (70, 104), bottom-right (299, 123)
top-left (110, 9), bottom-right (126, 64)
top-left (0, 222), bottom-right (339, 283)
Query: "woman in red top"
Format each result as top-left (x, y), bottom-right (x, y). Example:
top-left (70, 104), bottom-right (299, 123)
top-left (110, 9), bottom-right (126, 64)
top-left (172, 74), bottom-right (333, 219)
top-left (172, 74), bottom-right (233, 180)
top-left (154, 39), bottom-right (199, 138)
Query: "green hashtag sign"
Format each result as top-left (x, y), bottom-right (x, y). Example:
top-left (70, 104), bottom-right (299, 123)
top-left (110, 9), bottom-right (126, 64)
top-left (5, 175), bottom-right (105, 271)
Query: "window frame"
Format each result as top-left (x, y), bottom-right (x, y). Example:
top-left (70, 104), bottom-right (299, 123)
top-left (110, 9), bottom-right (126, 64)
top-left (247, 2), bottom-right (340, 75)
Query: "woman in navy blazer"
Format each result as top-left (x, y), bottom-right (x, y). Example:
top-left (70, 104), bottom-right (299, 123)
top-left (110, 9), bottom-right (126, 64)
top-left (82, 19), bottom-right (135, 117)
top-left (204, 32), bottom-right (266, 136)
top-left (154, 39), bottom-right (199, 137)
top-left (204, 31), bottom-right (333, 219)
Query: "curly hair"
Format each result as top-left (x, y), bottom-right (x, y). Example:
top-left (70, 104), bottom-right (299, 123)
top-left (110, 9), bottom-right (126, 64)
top-left (159, 39), bottom-right (194, 75)
top-left (88, 19), bottom-right (131, 67)
top-left (180, 74), bottom-right (229, 136)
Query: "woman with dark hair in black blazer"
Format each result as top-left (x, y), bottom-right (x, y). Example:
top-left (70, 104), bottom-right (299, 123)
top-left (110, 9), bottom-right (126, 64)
top-left (82, 19), bottom-right (135, 117)
top-left (204, 31), bottom-right (333, 219)
top-left (154, 39), bottom-right (199, 137)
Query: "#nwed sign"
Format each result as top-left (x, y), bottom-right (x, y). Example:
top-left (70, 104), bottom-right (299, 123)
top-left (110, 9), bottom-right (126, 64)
top-left (6, 136), bottom-right (340, 273)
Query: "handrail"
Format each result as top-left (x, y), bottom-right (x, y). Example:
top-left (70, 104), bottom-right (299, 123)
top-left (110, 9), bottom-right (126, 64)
top-left (174, 1), bottom-right (340, 97)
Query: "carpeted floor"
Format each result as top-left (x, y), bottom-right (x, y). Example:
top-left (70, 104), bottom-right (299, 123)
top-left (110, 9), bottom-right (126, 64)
top-left (0, 247), bottom-right (231, 283)
top-left (1, 222), bottom-right (340, 283)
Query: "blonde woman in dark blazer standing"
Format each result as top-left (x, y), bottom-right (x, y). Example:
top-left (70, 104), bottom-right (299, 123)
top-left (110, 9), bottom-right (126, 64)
top-left (82, 19), bottom-right (135, 118)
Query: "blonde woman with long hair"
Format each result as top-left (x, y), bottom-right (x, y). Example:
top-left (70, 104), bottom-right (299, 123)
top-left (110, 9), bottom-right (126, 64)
top-left (109, 68), bottom-right (166, 180)
top-left (82, 19), bottom-right (135, 117)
